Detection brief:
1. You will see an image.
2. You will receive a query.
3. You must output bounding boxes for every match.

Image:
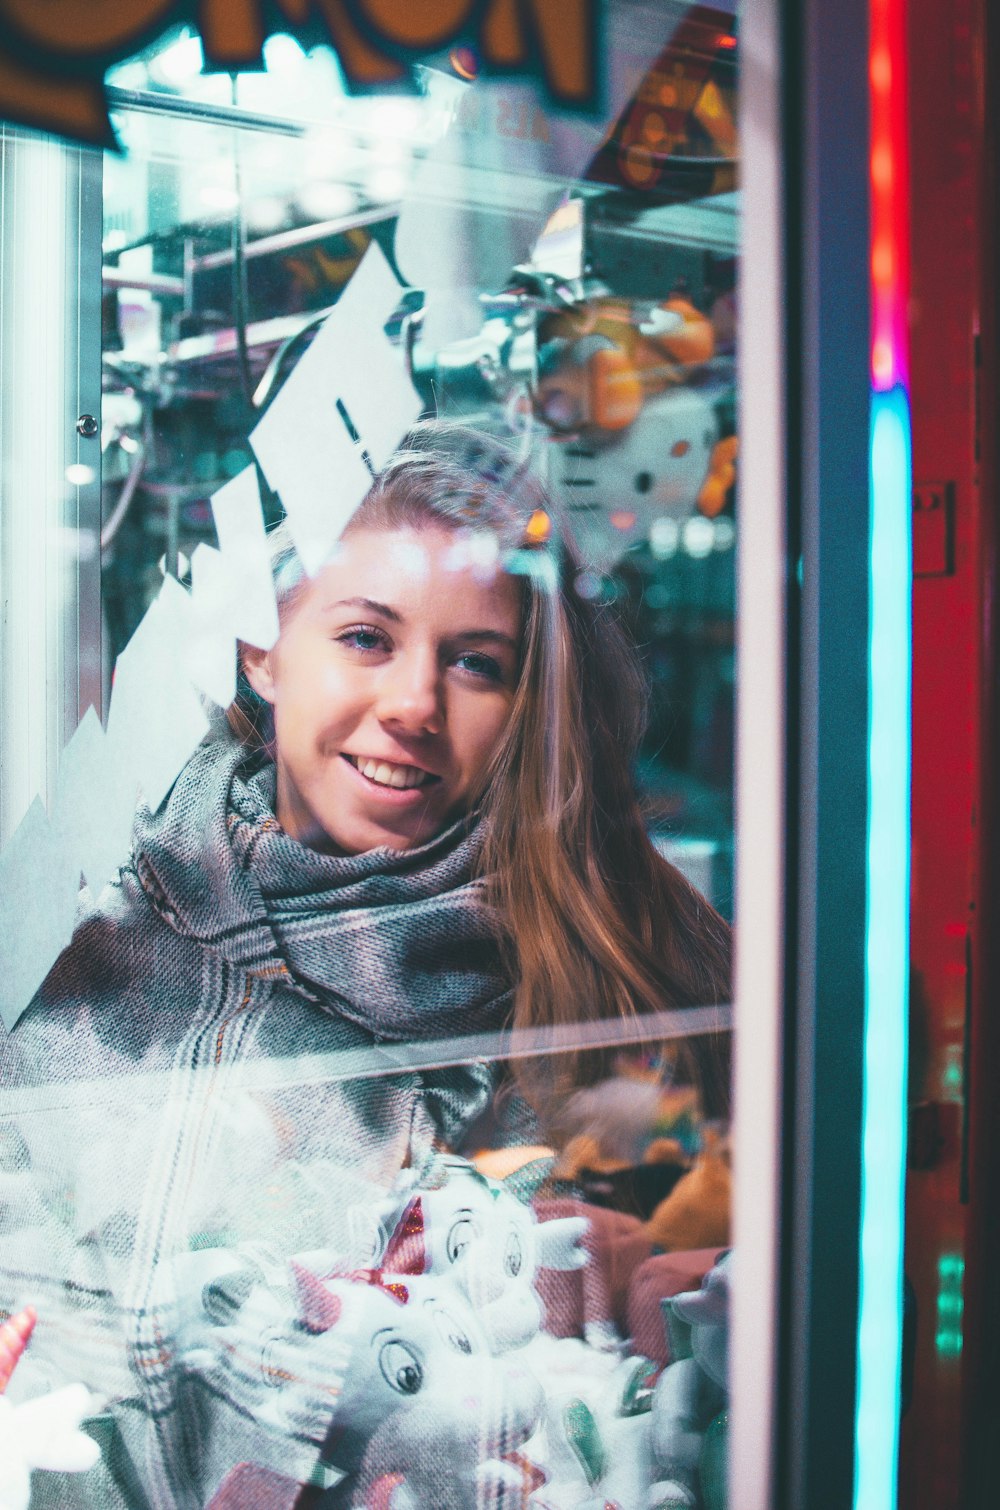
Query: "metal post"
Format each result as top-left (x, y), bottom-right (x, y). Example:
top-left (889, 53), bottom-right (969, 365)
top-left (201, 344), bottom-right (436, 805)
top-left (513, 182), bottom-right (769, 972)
top-left (781, 0), bottom-right (873, 1502)
top-left (0, 129), bottom-right (103, 844)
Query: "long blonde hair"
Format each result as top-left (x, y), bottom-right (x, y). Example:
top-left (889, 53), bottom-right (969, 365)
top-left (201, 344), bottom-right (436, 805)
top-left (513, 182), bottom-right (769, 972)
top-left (230, 423), bottom-right (731, 1116)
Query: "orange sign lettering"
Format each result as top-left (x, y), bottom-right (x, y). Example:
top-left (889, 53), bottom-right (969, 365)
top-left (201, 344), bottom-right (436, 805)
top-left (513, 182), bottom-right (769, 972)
top-left (0, 0), bottom-right (600, 144)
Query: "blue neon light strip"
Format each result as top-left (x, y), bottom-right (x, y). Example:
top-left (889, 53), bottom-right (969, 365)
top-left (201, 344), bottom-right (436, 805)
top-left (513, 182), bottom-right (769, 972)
top-left (854, 384), bottom-right (911, 1509)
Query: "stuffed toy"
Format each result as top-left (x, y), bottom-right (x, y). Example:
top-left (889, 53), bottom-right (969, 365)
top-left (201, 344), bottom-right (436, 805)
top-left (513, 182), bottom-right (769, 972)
top-left (642, 1132), bottom-right (731, 1254)
top-left (649, 1253), bottom-right (730, 1510)
top-left (0, 1305), bottom-right (101, 1510)
top-left (535, 295), bottom-right (716, 437)
top-left (315, 1266), bottom-right (544, 1509)
top-left (550, 1076), bottom-right (730, 1252)
top-left (626, 1249), bottom-right (726, 1373)
top-left (182, 1249), bottom-right (543, 1510)
top-left (520, 1326), bottom-right (727, 1510)
top-left (553, 1073), bottom-right (701, 1175)
top-left (525, 1351), bottom-right (658, 1510)
top-left (375, 1156), bottom-right (588, 1354)
top-left (533, 294), bottom-right (736, 573)
top-left (183, 1162), bottom-right (730, 1510)
top-left (531, 1199), bottom-right (652, 1351)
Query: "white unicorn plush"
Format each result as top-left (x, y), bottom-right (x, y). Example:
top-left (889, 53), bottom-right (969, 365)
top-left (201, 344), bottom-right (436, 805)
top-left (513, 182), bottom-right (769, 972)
top-left (180, 1250), bottom-right (543, 1510)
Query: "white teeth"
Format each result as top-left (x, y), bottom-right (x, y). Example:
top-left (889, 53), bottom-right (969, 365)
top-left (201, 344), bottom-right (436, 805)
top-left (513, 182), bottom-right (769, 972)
top-left (351, 756), bottom-right (430, 789)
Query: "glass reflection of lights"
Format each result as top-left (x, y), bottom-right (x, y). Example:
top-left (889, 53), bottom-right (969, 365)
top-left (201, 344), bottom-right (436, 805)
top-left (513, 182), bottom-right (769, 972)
top-left (150, 28), bottom-right (204, 87)
top-left (649, 516), bottom-right (680, 559)
top-left (713, 516), bottom-right (736, 551)
top-left (854, 0), bottom-right (911, 1505)
top-left (262, 33), bottom-right (306, 74)
top-left (682, 515), bottom-right (715, 559)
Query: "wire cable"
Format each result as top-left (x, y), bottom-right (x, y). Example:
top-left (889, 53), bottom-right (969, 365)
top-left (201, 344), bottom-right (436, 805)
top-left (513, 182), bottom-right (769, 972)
top-left (229, 73), bottom-right (255, 408)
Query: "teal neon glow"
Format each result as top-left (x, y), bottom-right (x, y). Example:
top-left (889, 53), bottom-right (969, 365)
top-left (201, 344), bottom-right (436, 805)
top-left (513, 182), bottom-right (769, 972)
top-left (935, 1252), bottom-right (965, 1357)
top-left (854, 385), bottom-right (911, 1510)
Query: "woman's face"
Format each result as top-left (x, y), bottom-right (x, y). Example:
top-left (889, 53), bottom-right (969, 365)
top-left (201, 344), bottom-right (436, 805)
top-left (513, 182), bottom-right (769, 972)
top-left (244, 524), bottom-right (522, 854)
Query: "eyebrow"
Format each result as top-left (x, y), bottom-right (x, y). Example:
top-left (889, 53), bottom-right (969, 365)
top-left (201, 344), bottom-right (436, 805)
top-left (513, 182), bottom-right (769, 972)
top-left (325, 597), bottom-right (519, 652)
top-left (454, 629), bottom-right (520, 652)
top-left (327, 596), bottom-right (402, 622)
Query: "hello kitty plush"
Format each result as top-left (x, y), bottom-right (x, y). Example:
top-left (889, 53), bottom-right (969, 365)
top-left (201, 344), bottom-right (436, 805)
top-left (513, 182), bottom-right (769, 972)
top-left (376, 1156), bottom-right (588, 1354)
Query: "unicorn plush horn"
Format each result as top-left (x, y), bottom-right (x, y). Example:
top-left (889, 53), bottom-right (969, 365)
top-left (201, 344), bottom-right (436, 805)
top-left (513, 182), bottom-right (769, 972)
top-left (0, 1307), bottom-right (36, 1394)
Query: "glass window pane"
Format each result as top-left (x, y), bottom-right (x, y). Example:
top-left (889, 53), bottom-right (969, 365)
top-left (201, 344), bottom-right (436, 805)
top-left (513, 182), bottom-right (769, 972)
top-left (1, 11), bottom-right (740, 1507)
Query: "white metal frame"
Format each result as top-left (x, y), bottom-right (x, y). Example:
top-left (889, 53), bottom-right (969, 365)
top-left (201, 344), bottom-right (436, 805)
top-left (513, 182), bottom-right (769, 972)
top-left (731, 0), bottom-right (787, 1504)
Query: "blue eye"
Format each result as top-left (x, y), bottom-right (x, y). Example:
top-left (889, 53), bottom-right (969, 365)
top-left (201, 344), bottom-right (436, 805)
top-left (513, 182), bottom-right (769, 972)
top-left (457, 652), bottom-right (502, 681)
top-left (338, 625), bottom-right (387, 653)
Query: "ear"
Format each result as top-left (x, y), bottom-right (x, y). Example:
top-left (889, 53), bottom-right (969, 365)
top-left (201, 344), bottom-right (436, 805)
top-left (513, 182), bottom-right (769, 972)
top-left (536, 1215), bottom-right (589, 1271)
top-left (290, 1262), bottom-right (343, 1334)
top-left (382, 1197), bottom-right (426, 1275)
top-left (241, 643), bottom-right (277, 705)
top-left (562, 1398), bottom-right (606, 1487)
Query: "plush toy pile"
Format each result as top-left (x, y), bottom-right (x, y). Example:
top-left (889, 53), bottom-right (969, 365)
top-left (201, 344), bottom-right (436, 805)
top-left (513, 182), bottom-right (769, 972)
top-left (1, 1151), bottom-right (729, 1508)
top-left (190, 1155), bottom-right (731, 1510)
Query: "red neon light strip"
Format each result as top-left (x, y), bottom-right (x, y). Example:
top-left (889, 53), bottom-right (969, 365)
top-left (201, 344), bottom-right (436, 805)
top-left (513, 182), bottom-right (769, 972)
top-left (870, 0), bottom-right (909, 390)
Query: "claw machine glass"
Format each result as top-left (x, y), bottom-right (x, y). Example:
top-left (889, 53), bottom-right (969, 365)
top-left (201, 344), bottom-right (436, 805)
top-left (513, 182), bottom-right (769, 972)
top-left (0, 3), bottom-right (916, 1509)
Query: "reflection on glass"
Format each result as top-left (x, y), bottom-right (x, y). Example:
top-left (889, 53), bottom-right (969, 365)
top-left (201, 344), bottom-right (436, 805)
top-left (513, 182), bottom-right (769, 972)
top-left (0, 8), bottom-right (739, 1508)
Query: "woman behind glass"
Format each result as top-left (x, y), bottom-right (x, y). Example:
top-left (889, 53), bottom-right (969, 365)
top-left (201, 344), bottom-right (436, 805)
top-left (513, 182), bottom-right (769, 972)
top-left (0, 423), bottom-right (730, 1507)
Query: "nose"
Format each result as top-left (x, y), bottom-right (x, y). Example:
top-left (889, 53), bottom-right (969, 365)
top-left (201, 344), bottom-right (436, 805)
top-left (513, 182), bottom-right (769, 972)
top-left (375, 648), bottom-right (444, 735)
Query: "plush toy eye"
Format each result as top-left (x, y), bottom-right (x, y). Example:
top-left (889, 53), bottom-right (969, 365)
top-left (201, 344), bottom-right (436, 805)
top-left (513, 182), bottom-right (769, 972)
top-left (379, 1339), bottom-right (424, 1395)
top-left (503, 1231), bottom-right (523, 1278)
top-left (432, 1307), bottom-right (474, 1355)
top-left (259, 1332), bottom-right (286, 1387)
top-left (446, 1214), bottom-right (478, 1264)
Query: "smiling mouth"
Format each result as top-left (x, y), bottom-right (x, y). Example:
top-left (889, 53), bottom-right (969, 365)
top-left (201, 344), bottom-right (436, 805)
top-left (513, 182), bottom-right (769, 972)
top-left (341, 754), bottom-right (440, 791)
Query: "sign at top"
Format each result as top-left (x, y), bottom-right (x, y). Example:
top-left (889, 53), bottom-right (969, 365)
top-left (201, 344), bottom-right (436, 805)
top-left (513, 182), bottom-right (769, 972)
top-left (0, 0), bottom-right (601, 145)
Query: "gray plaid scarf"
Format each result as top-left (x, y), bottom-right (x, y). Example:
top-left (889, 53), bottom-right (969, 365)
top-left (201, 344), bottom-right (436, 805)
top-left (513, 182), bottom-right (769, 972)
top-left (132, 739), bottom-right (514, 1042)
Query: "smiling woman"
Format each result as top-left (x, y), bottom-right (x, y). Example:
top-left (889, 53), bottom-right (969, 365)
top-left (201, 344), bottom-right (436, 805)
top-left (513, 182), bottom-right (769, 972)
top-left (0, 0), bottom-right (749, 1495)
top-left (227, 422), bottom-right (732, 1114)
top-left (241, 524), bottom-right (522, 854)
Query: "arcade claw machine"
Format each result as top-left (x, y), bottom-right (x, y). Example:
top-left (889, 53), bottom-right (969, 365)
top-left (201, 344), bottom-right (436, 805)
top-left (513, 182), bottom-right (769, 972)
top-left (0, 1), bottom-right (927, 1507)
